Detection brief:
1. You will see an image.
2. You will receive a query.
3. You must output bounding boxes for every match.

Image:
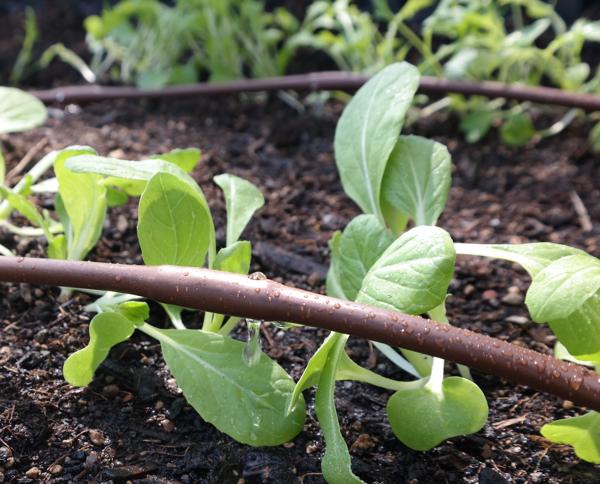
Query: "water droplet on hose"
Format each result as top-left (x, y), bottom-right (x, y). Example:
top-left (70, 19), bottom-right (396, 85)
top-left (17, 257), bottom-right (24, 263)
top-left (569, 375), bottom-right (584, 391)
top-left (243, 320), bottom-right (262, 367)
top-left (248, 272), bottom-right (267, 280)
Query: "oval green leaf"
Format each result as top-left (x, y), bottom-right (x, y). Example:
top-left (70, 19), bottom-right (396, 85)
top-left (214, 173), bottom-right (264, 247)
top-left (63, 312), bottom-right (137, 387)
top-left (541, 411), bottom-right (600, 464)
top-left (387, 376), bottom-right (488, 451)
top-left (334, 62), bottom-right (420, 218)
top-left (339, 214), bottom-right (395, 300)
top-left (151, 327), bottom-right (306, 446)
top-left (0, 87), bottom-right (47, 134)
top-left (525, 254), bottom-right (600, 356)
top-left (382, 135), bottom-right (452, 226)
top-left (138, 172), bottom-right (212, 267)
top-left (54, 146), bottom-right (107, 261)
top-left (357, 226), bottom-right (456, 314)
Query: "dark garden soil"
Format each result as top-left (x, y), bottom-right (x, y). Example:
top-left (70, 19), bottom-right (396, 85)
top-left (0, 94), bottom-right (599, 484)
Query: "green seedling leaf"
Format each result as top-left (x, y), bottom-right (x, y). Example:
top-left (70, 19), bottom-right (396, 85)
top-left (116, 301), bottom-right (149, 326)
top-left (288, 332), bottom-right (343, 414)
top-left (0, 185), bottom-right (52, 240)
top-left (554, 341), bottom-right (600, 366)
top-left (387, 376), bottom-right (488, 450)
top-left (314, 333), bottom-right (364, 484)
top-left (0, 87), bottom-right (47, 133)
top-left (214, 174), bottom-right (265, 247)
top-left (541, 412), bottom-right (600, 464)
top-left (590, 122), bottom-right (600, 153)
top-left (326, 231), bottom-right (347, 299)
top-left (357, 226), bottom-right (456, 315)
top-left (148, 327), bottom-right (306, 446)
top-left (526, 254), bottom-right (600, 356)
top-left (500, 112), bottom-right (536, 147)
top-left (54, 146), bottom-right (107, 261)
top-left (338, 214), bottom-right (394, 300)
top-left (138, 172), bottom-right (211, 267)
top-left (333, 62), bottom-right (419, 219)
top-left (63, 312), bottom-right (137, 387)
top-left (459, 110), bottom-right (495, 143)
top-left (106, 187), bottom-right (129, 207)
top-left (66, 155), bottom-right (216, 259)
top-left (214, 241), bottom-right (252, 274)
top-left (48, 234), bottom-right (67, 260)
top-left (382, 135), bottom-right (452, 226)
top-left (152, 147), bottom-right (201, 173)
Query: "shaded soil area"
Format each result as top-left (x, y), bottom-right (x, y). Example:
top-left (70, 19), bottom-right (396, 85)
top-left (0, 93), bottom-right (599, 483)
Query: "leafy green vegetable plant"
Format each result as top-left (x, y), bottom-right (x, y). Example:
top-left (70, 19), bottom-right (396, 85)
top-left (59, 150), bottom-right (308, 447)
top-left (297, 0), bottom-right (600, 147)
top-left (78, 0), bottom-right (299, 87)
top-left (293, 62), bottom-right (600, 480)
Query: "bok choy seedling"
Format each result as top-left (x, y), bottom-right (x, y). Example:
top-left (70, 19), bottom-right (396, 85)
top-left (293, 61), bottom-right (600, 480)
top-left (61, 150), bottom-right (306, 447)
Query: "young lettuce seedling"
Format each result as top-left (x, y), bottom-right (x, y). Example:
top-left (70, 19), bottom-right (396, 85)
top-left (62, 151), bottom-right (307, 447)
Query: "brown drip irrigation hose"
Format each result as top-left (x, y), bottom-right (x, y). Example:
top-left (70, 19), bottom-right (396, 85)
top-left (1, 256), bottom-right (599, 410)
top-left (30, 72), bottom-right (600, 111)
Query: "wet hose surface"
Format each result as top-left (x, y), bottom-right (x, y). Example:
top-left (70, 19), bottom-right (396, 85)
top-left (1, 256), bottom-right (598, 410)
top-left (30, 72), bottom-right (600, 111)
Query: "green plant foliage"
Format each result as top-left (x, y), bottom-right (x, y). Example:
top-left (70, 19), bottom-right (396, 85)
top-left (54, 147), bottom-right (107, 261)
top-left (382, 135), bottom-right (452, 226)
top-left (337, 214), bottom-right (395, 300)
top-left (63, 311), bottom-right (138, 386)
top-left (357, 226), bottom-right (455, 315)
top-left (525, 254), bottom-right (600, 357)
top-left (541, 412), bottom-right (600, 464)
top-left (333, 62), bottom-right (419, 219)
top-left (0, 87), bottom-right (47, 134)
top-left (500, 112), bottom-right (536, 146)
top-left (145, 326), bottom-right (306, 446)
top-left (213, 173), bottom-right (265, 247)
top-left (213, 241), bottom-right (252, 274)
top-left (138, 172), bottom-right (212, 267)
top-left (314, 332), bottom-right (364, 483)
top-left (152, 147), bottom-right (201, 173)
top-left (387, 377), bottom-right (488, 450)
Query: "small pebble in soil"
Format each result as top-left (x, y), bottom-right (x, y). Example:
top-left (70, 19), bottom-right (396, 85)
top-left (102, 384), bottom-right (120, 398)
top-left (502, 286), bottom-right (523, 305)
top-left (305, 442), bottom-right (319, 454)
top-left (25, 467), bottom-right (41, 478)
top-left (463, 284), bottom-right (476, 296)
top-left (84, 454), bottom-right (98, 469)
top-left (49, 464), bottom-right (63, 475)
top-left (307, 271), bottom-right (321, 286)
top-left (160, 419), bottom-right (175, 432)
top-left (505, 315), bottom-right (529, 325)
top-left (89, 429), bottom-right (106, 446)
top-left (562, 400), bottom-right (574, 409)
top-left (482, 289), bottom-right (498, 301)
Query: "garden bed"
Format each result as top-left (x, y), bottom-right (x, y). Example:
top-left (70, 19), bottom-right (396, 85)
top-left (0, 92), bottom-right (599, 483)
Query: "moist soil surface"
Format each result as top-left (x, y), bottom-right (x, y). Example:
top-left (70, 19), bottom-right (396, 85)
top-left (0, 94), bottom-right (599, 484)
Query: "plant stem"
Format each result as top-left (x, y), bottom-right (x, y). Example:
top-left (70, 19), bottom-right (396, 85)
top-left (0, 151), bottom-right (56, 220)
top-left (219, 316), bottom-right (241, 335)
top-left (0, 256), bottom-right (599, 411)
